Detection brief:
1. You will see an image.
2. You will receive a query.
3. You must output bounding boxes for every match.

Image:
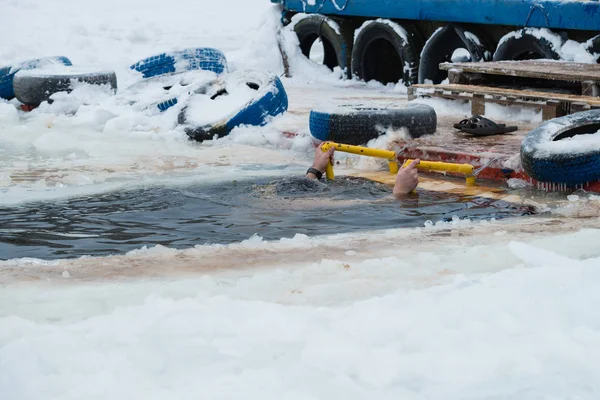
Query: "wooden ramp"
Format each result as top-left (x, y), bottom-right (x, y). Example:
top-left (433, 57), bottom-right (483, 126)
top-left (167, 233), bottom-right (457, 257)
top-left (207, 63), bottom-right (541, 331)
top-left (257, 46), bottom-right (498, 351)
top-left (349, 172), bottom-right (527, 204)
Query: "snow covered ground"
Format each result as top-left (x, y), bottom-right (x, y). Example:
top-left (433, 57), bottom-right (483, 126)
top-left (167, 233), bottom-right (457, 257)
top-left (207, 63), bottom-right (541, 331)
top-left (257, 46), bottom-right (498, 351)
top-left (2, 0), bottom-right (600, 399)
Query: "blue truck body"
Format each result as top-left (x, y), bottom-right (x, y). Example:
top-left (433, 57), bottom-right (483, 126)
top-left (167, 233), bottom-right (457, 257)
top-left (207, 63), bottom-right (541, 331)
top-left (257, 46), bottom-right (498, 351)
top-left (274, 0), bottom-right (600, 31)
top-left (275, 0), bottom-right (600, 85)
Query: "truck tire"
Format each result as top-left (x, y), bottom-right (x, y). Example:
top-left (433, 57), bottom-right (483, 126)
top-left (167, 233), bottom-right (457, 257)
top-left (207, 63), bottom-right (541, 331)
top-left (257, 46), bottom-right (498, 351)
top-left (179, 70), bottom-right (288, 142)
top-left (418, 25), bottom-right (491, 84)
top-left (130, 47), bottom-right (228, 79)
top-left (13, 68), bottom-right (117, 106)
top-left (0, 56), bottom-right (72, 100)
top-left (521, 109), bottom-right (600, 186)
top-left (293, 14), bottom-right (353, 78)
top-left (493, 28), bottom-right (563, 61)
top-left (585, 35), bottom-right (600, 63)
top-left (309, 103), bottom-right (437, 145)
top-left (352, 20), bottom-right (421, 85)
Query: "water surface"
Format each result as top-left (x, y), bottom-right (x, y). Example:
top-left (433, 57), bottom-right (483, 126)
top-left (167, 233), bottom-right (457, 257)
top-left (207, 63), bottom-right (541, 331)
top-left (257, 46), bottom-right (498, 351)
top-left (0, 177), bottom-right (535, 260)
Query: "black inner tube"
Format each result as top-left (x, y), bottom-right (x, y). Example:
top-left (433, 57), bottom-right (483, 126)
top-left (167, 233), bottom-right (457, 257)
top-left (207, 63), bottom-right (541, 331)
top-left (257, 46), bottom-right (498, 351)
top-left (554, 123), bottom-right (600, 141)
top-left (362, 38), bottom-right (403, 84)
top-left (299, 33), bottom-right (338, 70)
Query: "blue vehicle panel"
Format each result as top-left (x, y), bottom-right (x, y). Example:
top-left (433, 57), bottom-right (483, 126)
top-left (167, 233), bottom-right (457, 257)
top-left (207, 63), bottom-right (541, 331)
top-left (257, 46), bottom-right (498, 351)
top-left (275, 0), bottom-right (600, 31)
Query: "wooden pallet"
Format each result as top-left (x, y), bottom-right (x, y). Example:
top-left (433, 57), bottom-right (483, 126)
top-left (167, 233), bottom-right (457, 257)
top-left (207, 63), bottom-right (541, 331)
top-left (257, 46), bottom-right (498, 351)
top-left (439, 60), bottom-right (600, 97)
top-left (408, 83), bottom-right (600, 120)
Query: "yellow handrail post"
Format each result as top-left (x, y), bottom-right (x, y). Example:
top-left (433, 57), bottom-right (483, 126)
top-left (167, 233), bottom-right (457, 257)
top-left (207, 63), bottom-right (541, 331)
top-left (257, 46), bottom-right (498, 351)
top-left (326, 161), bottom-right (335, 180)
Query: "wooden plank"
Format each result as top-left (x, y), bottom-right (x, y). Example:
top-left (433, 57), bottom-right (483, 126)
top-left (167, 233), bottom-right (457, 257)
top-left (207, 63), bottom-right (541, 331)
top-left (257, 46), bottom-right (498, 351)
top-left (439, 61), bottom-right (600, 83)
top-left (413, 85), bottom-right (572, 120)
top-left (471, 93), bottom-right (485, 115)
top-left (407, 86), bottom-right (416, 101)
top-left (448, 68), bottom-right (464, 84)
top-left (413, 83), bottom-right (600, 106)
top-left (542, 100), bottom-right (561, 120)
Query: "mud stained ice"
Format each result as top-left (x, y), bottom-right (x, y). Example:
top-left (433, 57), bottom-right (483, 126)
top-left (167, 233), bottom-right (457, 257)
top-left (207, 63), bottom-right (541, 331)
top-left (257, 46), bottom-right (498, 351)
top-left (1, 215), bottom-right (598, 286)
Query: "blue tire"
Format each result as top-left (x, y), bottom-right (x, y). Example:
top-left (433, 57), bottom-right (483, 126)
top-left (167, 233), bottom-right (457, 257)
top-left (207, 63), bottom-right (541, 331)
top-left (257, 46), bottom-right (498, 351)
top-left (179, 70), bottom-right (288, 142)
top-left (520, 110), bottom-right (600, 186)
top-left (119, 71), bottom-right (218, 113)
top-left (310, 103), bottom-right (437, 145)
top-left (130, 48), bottom-right (228, 79)
top-left (0, 56), bottom-right (72, 100)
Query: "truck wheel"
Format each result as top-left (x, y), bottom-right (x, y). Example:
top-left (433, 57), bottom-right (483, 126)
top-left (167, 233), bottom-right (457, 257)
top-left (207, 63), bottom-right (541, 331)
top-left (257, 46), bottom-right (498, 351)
top-left (13, 67), bottom-right (117, 106)
top-left (293, 14), bottom-right (353, 78)
top-left (179, 70), bottom-right (288, 142)
top-left (352, 20), bottom-right (421, 85)
top-left (130, 48), bottom-right (228, 79)
top-left (418, 25), bottom-right (491, 84)
top-left (0, 56), bottom-right (72, 100)
top-left (585, 35), bottom-right (600, 63)
top-left (521, 109), bottom-right (600, 186)
top-left (309, 103), bottom-right (437, 145)
top-left (493, 28), bottom-right (563, 61)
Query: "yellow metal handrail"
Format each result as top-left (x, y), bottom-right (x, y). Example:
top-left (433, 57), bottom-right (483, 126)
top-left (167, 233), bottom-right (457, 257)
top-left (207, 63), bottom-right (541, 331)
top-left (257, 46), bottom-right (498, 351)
top-left (320, 142), bottom-right (398, 180)
top-left (320, 141), bottom-right (476, 185)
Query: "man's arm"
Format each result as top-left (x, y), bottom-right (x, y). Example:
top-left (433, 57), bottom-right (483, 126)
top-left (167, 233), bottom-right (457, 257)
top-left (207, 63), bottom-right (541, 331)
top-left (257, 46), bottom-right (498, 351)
top-left (393, 159), bottom-right (420, 198)
top-left (306, 143), bottom-right (335, 180)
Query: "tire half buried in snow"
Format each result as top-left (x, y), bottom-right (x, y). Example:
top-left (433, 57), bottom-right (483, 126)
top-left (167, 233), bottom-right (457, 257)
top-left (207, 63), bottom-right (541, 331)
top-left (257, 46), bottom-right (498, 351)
top-left (130, 47), bottom-right (228, 79)
top-left (13, 66), bottom-right (117, 106)
top-left (309, 103), bottom-right (437, 145)
top-left (179, 69), bottom-right (288, 142)
top-left (521, 109), bottom-right (600, 186)
top-left (0, 56), bottom-right (72, 100)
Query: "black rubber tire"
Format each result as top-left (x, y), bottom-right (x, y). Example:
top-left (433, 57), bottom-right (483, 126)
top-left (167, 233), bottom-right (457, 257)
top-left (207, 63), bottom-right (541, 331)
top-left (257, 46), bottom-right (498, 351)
top-left (521, 109), bottom-right (600, 186)
top-left (309, 103), bottom-right (437, 145)
top-left (179, 70), bottom-right (288, 142)
top-left (13, 69), bottom-right (118, 106)
top-left (493, 28), bottom-right (563, 61)
top-left (585, 35), bottom-right (600, 63)
top-left (418, 25), bottom-right (491, 84)
top-left (352, 20), bottom-right (422, 85)
top-left (293, 14), bottom-right (354, 78)
top-left (0, 56), bottom-right (72, 100)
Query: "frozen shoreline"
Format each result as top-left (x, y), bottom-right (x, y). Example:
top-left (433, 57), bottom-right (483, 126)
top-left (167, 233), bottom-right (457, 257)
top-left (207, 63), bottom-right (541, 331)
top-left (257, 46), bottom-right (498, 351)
top-left (2, 220), bottom-right (600, 399)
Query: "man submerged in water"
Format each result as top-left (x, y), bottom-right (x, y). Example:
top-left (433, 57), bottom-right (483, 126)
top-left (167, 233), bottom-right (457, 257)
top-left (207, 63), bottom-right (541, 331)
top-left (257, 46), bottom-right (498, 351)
top-left (305, 143), bottom-right (421, 199)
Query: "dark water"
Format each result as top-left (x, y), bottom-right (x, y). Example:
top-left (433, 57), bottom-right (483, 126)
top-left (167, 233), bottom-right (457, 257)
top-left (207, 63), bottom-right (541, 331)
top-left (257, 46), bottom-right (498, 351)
top-left (0, 177), bottom-right (535, 260)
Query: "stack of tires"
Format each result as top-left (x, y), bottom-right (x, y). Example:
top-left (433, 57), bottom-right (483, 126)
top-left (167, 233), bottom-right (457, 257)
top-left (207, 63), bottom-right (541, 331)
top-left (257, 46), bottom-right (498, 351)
top-left (1, 48), bottom-right (289, 143)
top-left (126, 47), bottom-right (288, 142)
